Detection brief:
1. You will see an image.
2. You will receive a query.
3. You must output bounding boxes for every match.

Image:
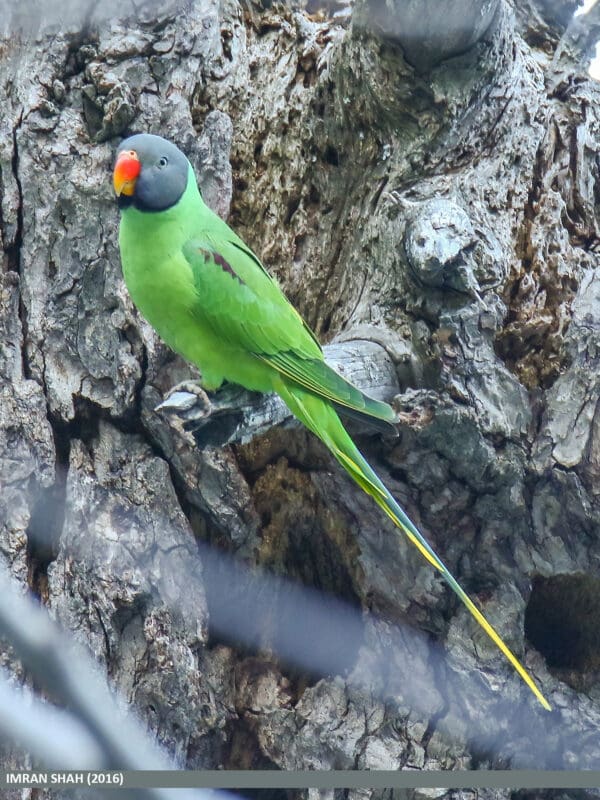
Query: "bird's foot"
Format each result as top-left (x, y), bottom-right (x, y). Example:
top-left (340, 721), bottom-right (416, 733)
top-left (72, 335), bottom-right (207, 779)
top-left (384, 190), bottom-right (418, 210)
top-left (156, 380), bottom-right (213, 420)
top-left (155, 381), bottom-right (214, 444)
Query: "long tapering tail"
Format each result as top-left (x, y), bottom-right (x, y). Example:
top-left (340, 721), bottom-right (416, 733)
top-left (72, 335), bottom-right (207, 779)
top-left (275, 378), bottom-right (551, 711)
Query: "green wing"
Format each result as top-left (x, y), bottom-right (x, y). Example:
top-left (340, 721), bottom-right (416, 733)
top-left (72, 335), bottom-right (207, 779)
top-left (182, 236), bottom-right (397, 428)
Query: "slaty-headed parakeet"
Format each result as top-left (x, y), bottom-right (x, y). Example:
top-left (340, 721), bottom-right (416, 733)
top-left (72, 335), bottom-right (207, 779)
top-left (113, 133), bottom-right (550, 710)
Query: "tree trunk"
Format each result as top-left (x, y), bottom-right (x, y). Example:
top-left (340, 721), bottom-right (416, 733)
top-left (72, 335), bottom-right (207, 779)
top-left (2, 0), bottom-right (600, 788)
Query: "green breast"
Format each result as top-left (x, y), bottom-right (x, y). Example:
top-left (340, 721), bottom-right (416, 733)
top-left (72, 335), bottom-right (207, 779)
top-left (121, 212), bottom-right (192, 335)
top-left (117, 170), bottom-right (277, 393)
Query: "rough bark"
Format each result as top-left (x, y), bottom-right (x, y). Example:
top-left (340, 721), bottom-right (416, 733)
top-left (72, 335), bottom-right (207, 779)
top-left (2, 0), bottom-right (600, 790)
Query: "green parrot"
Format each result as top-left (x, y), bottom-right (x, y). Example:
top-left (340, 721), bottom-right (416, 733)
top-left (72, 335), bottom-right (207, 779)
top-left (113, 133), bottom-right (550, 710)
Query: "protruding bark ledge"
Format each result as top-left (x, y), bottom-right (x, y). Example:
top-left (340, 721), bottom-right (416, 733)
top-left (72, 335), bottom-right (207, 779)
top-left (353, 0), bottom-right (501, 71)
top-left (155, 338), bottom-right (401, 448)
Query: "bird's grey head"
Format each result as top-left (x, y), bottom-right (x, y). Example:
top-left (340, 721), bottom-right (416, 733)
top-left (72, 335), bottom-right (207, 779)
top-left (113, 133), bottom-right (190, 212)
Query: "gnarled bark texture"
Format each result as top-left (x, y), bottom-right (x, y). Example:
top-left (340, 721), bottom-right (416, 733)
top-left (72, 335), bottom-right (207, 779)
top-left (2, 0), bottom-right (600, 792)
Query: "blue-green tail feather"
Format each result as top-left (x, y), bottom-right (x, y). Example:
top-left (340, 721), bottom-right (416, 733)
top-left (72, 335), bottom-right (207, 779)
top-left (274, 377), bottom-right (550, 710)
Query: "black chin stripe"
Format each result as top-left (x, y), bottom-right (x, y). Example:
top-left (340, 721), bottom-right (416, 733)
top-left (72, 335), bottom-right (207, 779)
top-left (118, 195), bottom-right (133, 210)
top-left (117, 194), bottom-right (181, 213)
top-left (132, 195), bottom-right (181, 212)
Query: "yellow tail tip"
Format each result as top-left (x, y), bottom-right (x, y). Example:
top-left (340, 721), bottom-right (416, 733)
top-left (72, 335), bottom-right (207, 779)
top-left (536, 690), bottom-right (552, 711)
top-left (326, 428), bottom-right (552, 709)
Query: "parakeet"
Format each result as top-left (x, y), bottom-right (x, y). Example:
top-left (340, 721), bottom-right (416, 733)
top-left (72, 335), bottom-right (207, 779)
top-left (113, 133), bottom-right (550, 710)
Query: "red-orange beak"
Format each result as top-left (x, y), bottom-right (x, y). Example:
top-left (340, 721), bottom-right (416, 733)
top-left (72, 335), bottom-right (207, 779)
top-left (113, 150), bottom-right (141, 197)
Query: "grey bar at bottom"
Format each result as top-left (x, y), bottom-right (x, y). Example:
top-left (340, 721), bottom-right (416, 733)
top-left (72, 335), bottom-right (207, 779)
top-left (5, 771), bottom-right (600, 789)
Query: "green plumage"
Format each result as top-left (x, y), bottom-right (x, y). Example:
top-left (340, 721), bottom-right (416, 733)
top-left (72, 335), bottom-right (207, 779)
top-left (117, 152), bottom-right (550, 710)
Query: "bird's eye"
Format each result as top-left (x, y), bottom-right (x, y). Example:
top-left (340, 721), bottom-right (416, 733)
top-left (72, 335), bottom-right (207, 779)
top-left (158, 156), bottom-right (168, 168)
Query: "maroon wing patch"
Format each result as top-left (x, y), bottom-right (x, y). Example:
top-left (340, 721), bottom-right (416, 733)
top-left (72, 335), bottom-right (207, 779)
top-left (196, 246), bottom-right (245, 285)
